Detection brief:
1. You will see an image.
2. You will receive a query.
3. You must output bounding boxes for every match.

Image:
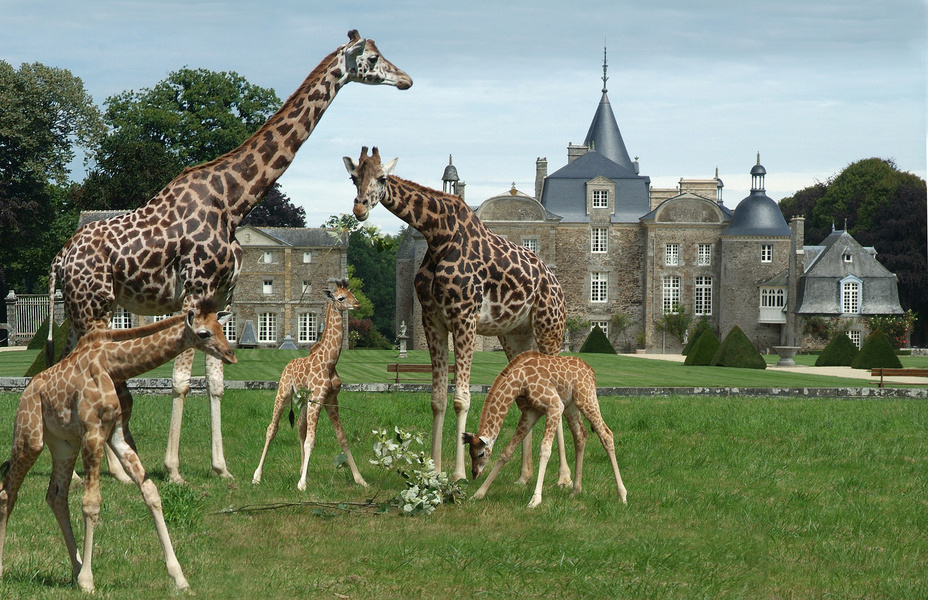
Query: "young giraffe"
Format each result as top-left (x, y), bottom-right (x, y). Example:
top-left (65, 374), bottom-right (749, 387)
top-left (463, 351), bottom-right (627, 509)
top-left (344, 147), bottom-right (571, 483)
top-left (0, 300), bottom-right (235, 593)
top-left (252, 280), bottom-right (366, 490)
top-left (46, 31), bottom-right (411, 484)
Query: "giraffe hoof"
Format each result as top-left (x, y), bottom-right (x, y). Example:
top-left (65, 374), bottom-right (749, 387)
top-left (527, 496), bottom-right (542, 509)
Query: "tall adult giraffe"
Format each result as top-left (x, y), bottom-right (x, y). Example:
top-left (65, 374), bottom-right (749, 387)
top-left (344, 147), bottom-right (571, 483)
top-left (47, 31), bottom-right (411, 483)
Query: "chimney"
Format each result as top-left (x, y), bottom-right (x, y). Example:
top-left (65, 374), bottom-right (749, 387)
top-left (535, 157), bottom-right (547, 202)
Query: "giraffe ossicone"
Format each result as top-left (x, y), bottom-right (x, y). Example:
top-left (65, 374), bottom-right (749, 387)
top-left (344, 146), bottom-right (571, 484)
top-left (463, 351), bottom-right (627, 509)
top-left (45, 31), bottom-right (410, 484)
top-left (0, 301), bottom-right (236, 592)
top-left (252, 280), bottom-right (367, 490)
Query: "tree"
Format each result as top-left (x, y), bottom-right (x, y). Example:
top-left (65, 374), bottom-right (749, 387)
top-left (241, 183), bottom-right (306, 227)
top-left (0, 62), bottom-right (102, 307)
top-left (81, 67), bottom-right (279, 211)
top-left (778, 158), bottom-right (927, 344)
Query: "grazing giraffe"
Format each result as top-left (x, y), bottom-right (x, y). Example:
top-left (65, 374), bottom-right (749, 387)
top-left (252, 279), bottom-right (366, 490)
top-left (463, 351), bottom-right (627, 509)
top-left (0, 300), bottom-right (235, 593)
top-left (343, 147), bottom-right (571, 483)
top-left (46, 31), bottom-right (411, 484)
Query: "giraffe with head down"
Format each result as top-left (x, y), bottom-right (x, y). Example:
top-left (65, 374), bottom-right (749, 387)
top-left (46, 31), bottom-right (412, 484)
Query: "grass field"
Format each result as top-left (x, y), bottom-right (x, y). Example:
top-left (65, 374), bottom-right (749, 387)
top-left (0, 386), bottom-right (925, 599)
top-left (3, 347), bottom-right (927, 388)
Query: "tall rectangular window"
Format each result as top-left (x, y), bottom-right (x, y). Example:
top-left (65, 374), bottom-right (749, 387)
top-left (522, 238), bottom-right (538, 253)
top-left (110, 307), bottom-right (132, 329)
top-left (697, 243), bottom-right (712, 266)
top-left (760, 288), bottom-right (786, 308)
top-left (842, 280), bottom-right (860, 314)
top-left (591, 227), bottom-right (608, 253)
top-left (590, 272), bottom-right (608, 302)
top-left (847, 330), bottom-right (861, 349)
top-left (662, 276), bottom-right (681, 313)
top-left (222, 312), bottom-right (237, 342)
top-left (298, 312), bottom-right (318, 343)
top-left (665, 244), bottom-right (679, 266)
top-left (263, 279), bottom-right (273, 295)
top-left (694, 276), bottom-right (712, 316)
top-left (258, 312), bottom-right (277, 343)
top-left (761, 244), bottom-right (773, 263)
top-left (302, 251), bottom-right (312, 264)
top-left (592, 189), bottom-right (608, 208)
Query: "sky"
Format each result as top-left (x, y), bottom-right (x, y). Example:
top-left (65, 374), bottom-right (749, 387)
top-left (2, 0), bottom-right (925, 235)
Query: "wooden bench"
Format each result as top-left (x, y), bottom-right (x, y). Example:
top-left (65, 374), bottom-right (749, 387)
top-left (387, 363), bottom-right (455, 383)
top-left (871, 367), bottom-right (928, 388)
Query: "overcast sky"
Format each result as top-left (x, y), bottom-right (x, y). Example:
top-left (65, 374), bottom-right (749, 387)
top-left (3, 0), bottom-right (925, 234)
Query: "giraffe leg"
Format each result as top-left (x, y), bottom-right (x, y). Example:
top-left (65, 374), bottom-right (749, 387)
top-left (529, 312), bottom-right (573, 487)
top-left (450, 322), bottom-right (477, 481)
top-left (253, 383), bottom-right (292, 484)
top-left (0, 415), bottom-right (46, 580)
top-left (323, 394), bottom-right (367, 486)
top-left (423, 317), bottom-right (450, 475)
top-left (472, 409), bottom-right (541, 501)
top-left (76, 427), bottom-right (106, 592)
top-left (102, 383), bottom-right (134, 484)
top-left (45, 435), bottom-right (83, 582)
top-left (165, 348), bottom-right (194, 484)
top-left (586, 406), bottom-right (627, 504)
top-left (296, 397), bottom-right (323, 491)
top-left (563, 406), bottom-right (589, 498)
top-left (528, 402), bottom-right (563, 509)
top-left (205, 352), bottom-right (232, 479)
top-left (109, 422), bottom-right (189, 590)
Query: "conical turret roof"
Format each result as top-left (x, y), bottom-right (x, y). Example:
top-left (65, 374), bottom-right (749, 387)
top-left (583, 92), bottom-right (635, 171)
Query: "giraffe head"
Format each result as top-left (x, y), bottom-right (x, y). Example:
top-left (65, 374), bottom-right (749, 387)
top-left (185, 299), bottom-right (237, 365)
top-left (462, 433), bottom-right (494, 480)
top-left (343, 146), bottom-right (398, 221)
top-left (342, 30), bottom-right (413, 90)
top-left (324, 278), bottom-right (361, 312)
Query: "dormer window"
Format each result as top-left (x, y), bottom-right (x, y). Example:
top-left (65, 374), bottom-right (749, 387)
top-left (843, 252), bottom-right (853, 263)
top-left (592, 189), bottom-right (608, 208)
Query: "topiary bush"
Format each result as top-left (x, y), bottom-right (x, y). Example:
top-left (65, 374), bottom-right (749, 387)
top-left (579, 325), bottom-right (617, 354)
top-left (815, 332), bottom-right (859, 366)
top-left (850, 329), bottom-right (903, 369)
top-left (710, 326), bottom-right (766, 369)
top-left (25, 317), bottom-right (70, 377)
top-left (684, 328), bottom-right (721, 366)
top-left (682, 319), bottom-right (713, 355)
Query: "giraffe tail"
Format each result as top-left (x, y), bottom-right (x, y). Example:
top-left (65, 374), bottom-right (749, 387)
top-left (45, 251), bottom-right (62, 368)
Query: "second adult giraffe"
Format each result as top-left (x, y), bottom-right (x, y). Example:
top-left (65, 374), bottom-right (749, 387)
top-left (344, 147), bottom-right (570, 482)
top-left (47, 31), bottom-right (411, 483)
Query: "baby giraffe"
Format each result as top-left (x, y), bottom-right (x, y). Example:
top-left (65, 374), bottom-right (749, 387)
top-left (463, 351), bottom-right (627, 509)
top-left (253, 279), bottom-right (366, 490)
top-left (0, 299), bottom-right (235, 593)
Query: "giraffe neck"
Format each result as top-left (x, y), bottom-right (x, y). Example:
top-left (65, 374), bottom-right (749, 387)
top-left (315, 300), bottom-right (345, 366)
top-left (182, 47), bottom-right (351, 225)
top-left (94, 316), bottom-right (191, 382)
top-left (382, 176), bottom-right (469, 250)
top-left (475, 374), bottom-right (520, 449)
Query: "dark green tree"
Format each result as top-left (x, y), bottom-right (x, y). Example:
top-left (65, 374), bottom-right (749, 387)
top-left (241, 183), bottom-right (306, 227)
top-left (81, 67), bottom-right (279, 211)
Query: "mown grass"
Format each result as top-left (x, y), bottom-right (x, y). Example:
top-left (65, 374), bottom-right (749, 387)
top-left (3, 347), bottom-right (927, 387)
top-left (0, 388), bottom-right (925, 599)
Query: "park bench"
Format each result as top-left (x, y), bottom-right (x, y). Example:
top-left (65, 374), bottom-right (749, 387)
top-left (387, 363), bottom-right (456, 383)
top-left (870, 367), bottom-right (928, 388)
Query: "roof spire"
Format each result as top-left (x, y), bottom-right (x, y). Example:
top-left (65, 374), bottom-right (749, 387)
top-left (602, 43), bottom-right (608, 94)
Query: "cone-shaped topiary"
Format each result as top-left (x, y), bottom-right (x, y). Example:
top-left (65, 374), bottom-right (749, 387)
top-left (710, 325), bottom-right (766, 369)
top-left (815, 332), bottom-right (859, 366)
top-left (579, 325), bottom-right (617, 354)
top-left (684, 328), bottom-right (721, 366)
top-left (850, 329), bottom-right (902, 369)
top-left (25, 317), bottom-right (70, 377)
top-left (682, 319), bottom-right (713, 355)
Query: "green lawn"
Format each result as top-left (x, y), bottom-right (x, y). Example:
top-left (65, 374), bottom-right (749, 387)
top-left (0, 389), bottom-right (924, 599)
top-left (3, 347), bottom-right (926, 388)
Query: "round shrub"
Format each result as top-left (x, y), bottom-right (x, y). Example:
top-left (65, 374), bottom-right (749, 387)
top-left (815, 333), bottom-right (859, 366)
top-left (684, 328), bottom-right (721, 366)
top-left (850, 329), bottom-right (902, 369)
top-left (710, 326), bottom-right (766, 369)
top-left (579, 325), bottom-right (617, 354)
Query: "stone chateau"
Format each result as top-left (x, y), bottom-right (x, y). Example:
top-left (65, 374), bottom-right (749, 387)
top-left (396, 63), bottom-right (903, 355)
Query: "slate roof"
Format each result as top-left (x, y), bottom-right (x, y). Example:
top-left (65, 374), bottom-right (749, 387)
top-left (541, 151), bottom-right (651, 223)
top-left (583, 92), bottom-right (635, 171)
top-left (722, 189), bottom-right (790, 237)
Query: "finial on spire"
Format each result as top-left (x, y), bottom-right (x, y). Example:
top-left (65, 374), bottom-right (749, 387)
top-left (756, 151), bottom-right (761, 165)
top-left (602, 44), bottom-right (608, 94)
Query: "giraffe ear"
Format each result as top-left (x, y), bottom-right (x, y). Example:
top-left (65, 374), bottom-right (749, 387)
top-left (323, 288), bottom-right (335, 301)
top-left (343, 156), bottom-right (359, 174)
top-left (217, 311), bottom-right (233, 327)
top-left (185, 310), bottom-right (195, 329)
top-left (462, 432), bottom-right (476, 446)
top-left (383, 157), bottom-right (398, 176)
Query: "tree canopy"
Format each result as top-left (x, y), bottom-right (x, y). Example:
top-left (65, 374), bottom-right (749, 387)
top-left (81, 67), bottom-right (279, 211)
top-left (241, 183), bottom-right (306, 228)
top-left (779, 158), bottom-right (927, 345)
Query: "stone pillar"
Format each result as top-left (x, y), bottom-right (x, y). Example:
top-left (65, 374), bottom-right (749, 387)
top-left (535, 157), bottom-right (547, 201)
top-left (5, 290), bottom-right (17, 346)
top-left (786, 216), bottom-right (805, 346)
